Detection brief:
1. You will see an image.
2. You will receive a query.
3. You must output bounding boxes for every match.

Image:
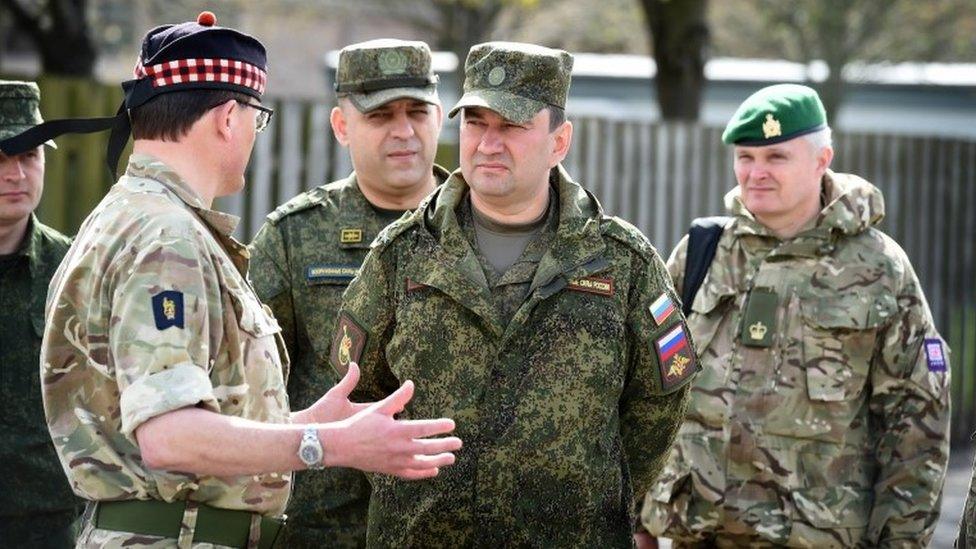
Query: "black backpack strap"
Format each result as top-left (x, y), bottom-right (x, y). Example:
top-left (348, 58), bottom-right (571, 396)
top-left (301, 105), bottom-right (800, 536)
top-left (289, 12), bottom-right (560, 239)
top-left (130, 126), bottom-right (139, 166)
top-left (681, 216), bottom-right (731, 316)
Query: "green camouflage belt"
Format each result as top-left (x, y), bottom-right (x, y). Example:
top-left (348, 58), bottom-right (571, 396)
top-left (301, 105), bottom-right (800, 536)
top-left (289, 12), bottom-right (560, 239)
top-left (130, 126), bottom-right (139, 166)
top-left (94, 499), bottom-right (283, 548)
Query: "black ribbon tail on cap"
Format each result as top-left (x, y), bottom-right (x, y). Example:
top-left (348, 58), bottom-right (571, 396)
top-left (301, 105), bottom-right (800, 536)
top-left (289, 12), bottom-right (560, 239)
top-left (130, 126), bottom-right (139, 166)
top-left (0, 100), bottom-right (131, 179)
top-left (105, 102), bottom-right (131, 179)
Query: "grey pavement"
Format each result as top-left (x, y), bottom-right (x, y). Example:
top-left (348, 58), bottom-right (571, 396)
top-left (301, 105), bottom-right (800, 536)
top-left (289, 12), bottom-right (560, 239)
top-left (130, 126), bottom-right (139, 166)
top-left (657, 444), bottom-right (973, 549)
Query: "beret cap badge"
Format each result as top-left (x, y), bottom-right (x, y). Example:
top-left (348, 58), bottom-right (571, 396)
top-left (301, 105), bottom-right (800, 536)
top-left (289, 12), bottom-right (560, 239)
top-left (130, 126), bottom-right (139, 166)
top-left (762, 113), bottom-right (782, 139)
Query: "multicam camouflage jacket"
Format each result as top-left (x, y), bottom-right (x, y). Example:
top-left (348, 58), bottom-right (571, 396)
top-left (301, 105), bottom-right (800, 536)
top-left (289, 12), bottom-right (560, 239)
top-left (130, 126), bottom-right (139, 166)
top-left (41, 154), bottom-right (292, 546)
top-left (642, 171), bottom-right (950, 548)
top-left (0, 215), bottom-right (79, 520)
top-left (248, 167), bottom-right (447, 548)
top-left (332, 166), bottom-right (696, 548)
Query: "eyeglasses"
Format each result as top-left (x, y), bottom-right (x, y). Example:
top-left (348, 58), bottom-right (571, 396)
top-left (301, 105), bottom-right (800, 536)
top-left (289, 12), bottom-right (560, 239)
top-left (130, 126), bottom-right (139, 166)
top-left (236, 100), bottom-right (274, 132)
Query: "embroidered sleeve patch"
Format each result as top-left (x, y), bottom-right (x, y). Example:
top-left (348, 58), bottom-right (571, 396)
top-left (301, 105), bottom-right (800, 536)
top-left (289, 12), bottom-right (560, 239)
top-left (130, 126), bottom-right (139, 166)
top-left (655, 324), bottom-right (697, 391)
top-left (566, 276), bottom-right (614, 297)
top-left (924, 338), bottom-right (947, 372)
top-left (306, 263), bottom-right (359, 285)
top-left (340, 228), bottom-right (363, 244)
top-left (152, 291), bottom-right (184, 330)
top-left (649, 293), bottom-right (676, 326)
top-left (330, 312), bottom-right (367, 374)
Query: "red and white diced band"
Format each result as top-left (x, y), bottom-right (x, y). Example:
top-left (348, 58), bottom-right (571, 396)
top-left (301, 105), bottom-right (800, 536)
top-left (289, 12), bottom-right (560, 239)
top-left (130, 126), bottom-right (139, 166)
top-left (133, 58), bottom-right (267, 95)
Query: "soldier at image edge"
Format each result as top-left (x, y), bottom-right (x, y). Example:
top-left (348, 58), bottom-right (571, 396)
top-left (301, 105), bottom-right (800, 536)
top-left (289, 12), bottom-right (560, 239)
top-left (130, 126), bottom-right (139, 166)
top-left (0, 80), bottom-right (82, 548)
top-left (638, 83), bottom-right (950, 548)
top-left (22, 11), bottom-right (461, 548)
top-left (249, 38), bottom-right (448, 548)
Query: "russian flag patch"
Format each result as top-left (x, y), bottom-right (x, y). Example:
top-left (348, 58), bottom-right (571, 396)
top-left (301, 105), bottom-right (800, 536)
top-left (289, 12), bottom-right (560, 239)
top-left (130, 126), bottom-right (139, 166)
top-left (655, 324), bottom-right (697, 390)
top-left (649, 293), bottom-right (676, 326)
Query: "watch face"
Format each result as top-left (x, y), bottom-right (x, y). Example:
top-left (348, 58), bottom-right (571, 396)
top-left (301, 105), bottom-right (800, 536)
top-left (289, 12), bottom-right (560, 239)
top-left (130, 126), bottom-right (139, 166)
top-left (300, 444), bottom-right (320, 464)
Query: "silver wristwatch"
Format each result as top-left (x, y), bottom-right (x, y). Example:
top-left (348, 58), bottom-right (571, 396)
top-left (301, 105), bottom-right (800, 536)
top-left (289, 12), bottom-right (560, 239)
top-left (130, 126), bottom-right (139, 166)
top-left (298, 426), bottom-right (325, 470)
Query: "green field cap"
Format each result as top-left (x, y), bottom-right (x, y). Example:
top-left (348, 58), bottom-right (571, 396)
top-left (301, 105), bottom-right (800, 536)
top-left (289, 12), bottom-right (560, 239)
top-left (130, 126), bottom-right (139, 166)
top-left (449, 41), bottom-right (573, 124)
top-left (722, 83), bottom-right (827, 146)
top-left (0, 80), bottom-right (55, 148)
top-left (335, 39), bottom-right (439, 112)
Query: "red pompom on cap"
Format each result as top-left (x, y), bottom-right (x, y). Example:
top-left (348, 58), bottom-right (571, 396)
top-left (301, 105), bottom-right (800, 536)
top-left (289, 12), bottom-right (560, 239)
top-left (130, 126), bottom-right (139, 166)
top-left (197, 11), bottom-right (216, 27)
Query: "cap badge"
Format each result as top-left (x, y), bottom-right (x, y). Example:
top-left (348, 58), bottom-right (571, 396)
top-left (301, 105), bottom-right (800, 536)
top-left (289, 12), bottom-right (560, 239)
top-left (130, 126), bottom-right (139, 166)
top-left (488, 66), bottom-right (506, 86)
top-left (762, 113), bottom-right (782, 139)
top-left (378, 50), bottom-right (408, 75)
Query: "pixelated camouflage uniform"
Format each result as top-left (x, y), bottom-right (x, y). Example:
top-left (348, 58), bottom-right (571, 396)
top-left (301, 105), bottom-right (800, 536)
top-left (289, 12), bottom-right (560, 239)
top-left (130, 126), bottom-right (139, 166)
top-left (0, 214), bottom-right (80, 547)
top-left (41, 154), bottom-right (292, 548)
top-left (249, 167), bottom-right (447, 547)
top-left (332, 166), bottom-right (696, 548)
top-left (642, 171), bottom-right (950, 548)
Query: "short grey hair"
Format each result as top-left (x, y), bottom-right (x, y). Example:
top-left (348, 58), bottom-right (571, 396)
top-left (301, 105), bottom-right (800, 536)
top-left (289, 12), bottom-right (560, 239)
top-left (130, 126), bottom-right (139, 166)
top-left (803, 126), bottom-right (833, 152)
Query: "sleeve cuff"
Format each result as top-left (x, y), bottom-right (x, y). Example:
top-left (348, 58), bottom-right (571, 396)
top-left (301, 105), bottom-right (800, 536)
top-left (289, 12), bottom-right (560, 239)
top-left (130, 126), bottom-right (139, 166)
top-left (120, 362), bottom-right (219, 438)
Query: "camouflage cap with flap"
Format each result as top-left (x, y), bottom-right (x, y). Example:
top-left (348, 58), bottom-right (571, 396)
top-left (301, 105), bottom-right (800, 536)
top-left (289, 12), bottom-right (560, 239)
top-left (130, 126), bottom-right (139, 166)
top-left (449, 41), bottom-right (573, 124)
top-left (722, 83), bottom-right (827, 146)
top-left (335, 39), bottom-right (439, 112)
top-left (0, 80), bottom-right (55, 148)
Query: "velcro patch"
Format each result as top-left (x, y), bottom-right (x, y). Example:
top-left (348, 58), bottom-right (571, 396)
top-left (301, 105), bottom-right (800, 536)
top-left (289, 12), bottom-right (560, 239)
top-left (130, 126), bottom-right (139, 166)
top-left (405, 278), bottom-right (428, 293)
top-left (151, 290), bottom-right (184, 330)
top-left (566, 276), bottom-right (614, 297)
top-left (924, 338), bottom-right (947, 372)
top-left (306, 263), bottom-right (359, 284)
top-left (330, 312), bottom-right (367, 374)
top-left (649, 293), bottom-right (676, 326)
top-left (340, 228), bottom-right (363, 244)
top-left (655, 324), bottom-right (697, 391)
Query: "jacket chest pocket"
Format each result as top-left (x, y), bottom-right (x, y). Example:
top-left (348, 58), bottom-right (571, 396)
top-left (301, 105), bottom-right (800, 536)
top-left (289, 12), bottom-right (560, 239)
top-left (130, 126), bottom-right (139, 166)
top-left (684, 285), bottom-right (738, 429)
top-left (688, 283), bottom-right (738, 355)
top-left (776, 292), bottom-right (896, 443)
top-left (800, 293), bottom-right (894, 401)
top-left (529, 288), bottom-right (627, 390)
top-left (221, 281), bottom-right (289, 417)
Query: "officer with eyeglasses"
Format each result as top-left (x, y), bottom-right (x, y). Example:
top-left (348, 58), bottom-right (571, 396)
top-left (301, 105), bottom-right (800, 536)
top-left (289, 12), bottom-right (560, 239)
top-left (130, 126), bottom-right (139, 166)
top-left (6, 11), bottom-right (461, 548)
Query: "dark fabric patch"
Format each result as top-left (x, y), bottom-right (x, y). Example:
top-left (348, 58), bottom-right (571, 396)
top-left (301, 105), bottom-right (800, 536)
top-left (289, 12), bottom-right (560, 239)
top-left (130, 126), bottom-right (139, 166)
top-left (566, 276), bottom-right (614, 297)
top-left (151, 291), bottom-right (184, 330)
top-left (330, 312), bottom-right (367, 374)
top-left (924, 338), bottom-right (947, 372)
top-left (655, 324), bottom-right (697, 391)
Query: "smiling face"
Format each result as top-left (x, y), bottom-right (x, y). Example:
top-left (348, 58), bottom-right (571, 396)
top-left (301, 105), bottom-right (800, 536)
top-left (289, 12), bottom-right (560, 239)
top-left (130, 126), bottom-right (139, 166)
top-left (333, 97), bottom-right (443, 197)
top-left (0, 146), bottom-right (44, 226)
top-left (459, 106), bottom-right (570, 206)
top-left (733, 136), bottom-right (832, 228)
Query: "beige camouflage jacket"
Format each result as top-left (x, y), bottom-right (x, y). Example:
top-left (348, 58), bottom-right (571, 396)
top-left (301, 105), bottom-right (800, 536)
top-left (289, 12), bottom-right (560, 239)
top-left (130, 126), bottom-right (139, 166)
top-left (642, 171), bottom-right (949, 548)
top-left (41, 155), bottom-right (292, 542)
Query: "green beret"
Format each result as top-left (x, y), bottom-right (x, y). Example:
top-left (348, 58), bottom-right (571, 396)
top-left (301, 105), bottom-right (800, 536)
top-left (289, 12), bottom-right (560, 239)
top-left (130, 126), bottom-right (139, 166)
top-left (335, 39), bottom-right (439, 113)
top-left (0, 80), bottom-right (55, 148)
top-left (449, 41), bottom-right (573, 124)
top-left (722, 84), bottom-right (827, 146)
